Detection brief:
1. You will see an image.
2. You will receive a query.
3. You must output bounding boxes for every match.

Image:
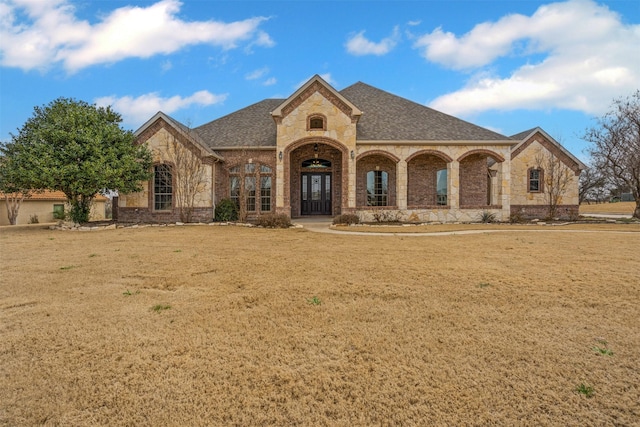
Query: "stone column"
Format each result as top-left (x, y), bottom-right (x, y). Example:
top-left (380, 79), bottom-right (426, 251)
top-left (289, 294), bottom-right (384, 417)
top-left (275, 150), bottom-right (287, 215)
top-left (489, 169), bottom-right (498, 205)
top-left (499, 160), bottom-right (511, 220)
top-left (347, 151), bottom-right (356, 210)
top-left (448, 160), bottom-right (460, 209)
top-left (396, 159), bottom-right (407, 209)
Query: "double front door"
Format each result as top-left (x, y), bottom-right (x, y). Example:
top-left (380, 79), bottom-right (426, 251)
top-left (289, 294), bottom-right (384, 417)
top-left (301, 173), bottom-right (331, 215)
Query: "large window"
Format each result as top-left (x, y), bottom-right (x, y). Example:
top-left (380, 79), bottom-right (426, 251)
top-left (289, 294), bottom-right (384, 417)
top-left (367, 170), bottom-right (388, 206)
top-left (229, 163), bottom-right (272, 213)
top-left (529, 168), bottom-right (542, 192)
top-left (260, 165), bottom-right (272, 212)
top-left (154, 164), bottom-right (172, 210)
top-left (436, 169), bottom-right (447, 205)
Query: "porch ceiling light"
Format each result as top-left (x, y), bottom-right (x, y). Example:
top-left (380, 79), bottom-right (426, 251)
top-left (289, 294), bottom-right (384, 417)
top-left (351, 150), bottom-right (355, 160)
top-left (314, 143), bottom-right (318, 152)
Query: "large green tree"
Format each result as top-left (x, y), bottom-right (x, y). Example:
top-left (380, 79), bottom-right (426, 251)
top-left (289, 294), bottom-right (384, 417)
top-left (584, 91), bottom-right (640, 219)
top-left (0, 97), bottom-right (152, 223)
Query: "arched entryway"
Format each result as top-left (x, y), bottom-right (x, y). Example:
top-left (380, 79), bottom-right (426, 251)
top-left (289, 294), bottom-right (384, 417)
top-left (287, 140), bottom-right (347, 217)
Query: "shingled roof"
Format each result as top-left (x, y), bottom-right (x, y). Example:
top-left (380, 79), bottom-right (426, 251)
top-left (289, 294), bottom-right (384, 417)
top-left (194, 99), bottom-right (283, 148)
top-left (191, 80), bottom-right (511, 148)
top-left (340, 82), bottom-right (509, 141)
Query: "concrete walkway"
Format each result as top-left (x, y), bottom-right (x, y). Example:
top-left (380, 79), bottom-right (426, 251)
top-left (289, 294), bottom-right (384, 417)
top-left (292, 217), bottom-right (638, 237)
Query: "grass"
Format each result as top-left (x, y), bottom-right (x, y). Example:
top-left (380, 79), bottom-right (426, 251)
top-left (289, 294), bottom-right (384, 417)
top-left (580, 201), bottom-right (635, 215)
top-left (307, 296), bottom-right (322, 305)
top-left (151, 304), bottom-right (171, 313)
top-left (576, 383), bottom-right (595, 398)
top-left (0, 224), bottom-right (639, 425)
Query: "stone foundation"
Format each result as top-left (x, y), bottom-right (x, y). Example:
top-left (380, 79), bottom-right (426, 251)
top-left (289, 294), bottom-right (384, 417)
top-left (357, 207), bottom-right (504, 223)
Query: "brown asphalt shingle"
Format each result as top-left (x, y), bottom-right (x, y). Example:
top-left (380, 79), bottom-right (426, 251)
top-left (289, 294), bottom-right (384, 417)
top-left (192, 81), bottom-right (511, 148)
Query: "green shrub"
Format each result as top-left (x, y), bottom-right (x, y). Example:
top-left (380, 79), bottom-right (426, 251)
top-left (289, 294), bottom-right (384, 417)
top-left (478, 210), bottom-right (497, 223)
top-left (255, 213), bottom-right (291, 228)
top-left (214, 198), bottom-right (238, 221)
top-left (332, 214), bottom-right (360, 225)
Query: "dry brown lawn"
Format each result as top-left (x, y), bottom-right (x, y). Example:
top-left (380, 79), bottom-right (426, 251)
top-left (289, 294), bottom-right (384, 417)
top-left (580, 201), bottom-right (636, 215)
top-left (1, 224), bottom-right (639, 426)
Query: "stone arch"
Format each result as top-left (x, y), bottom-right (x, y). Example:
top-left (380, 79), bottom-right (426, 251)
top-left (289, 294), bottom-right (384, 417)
top-left (457, 149), bottom-right (504, 163)
top-left (406, 151), bottom-right (451, 207)
top-left (356, 150), bottom-right (400, 163)
top-left (458, 150), bottom-right (504, 207)
top-left (406, 149), bottom-right (453, 164)
top-left (356, 152), bottom-right (397, 207)
top-left (283, 137), bottom-right (349, 217)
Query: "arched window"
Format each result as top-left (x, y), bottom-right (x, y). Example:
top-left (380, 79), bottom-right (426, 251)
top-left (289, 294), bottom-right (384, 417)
top-left (308, 115), bottom-right (326, 130)
top-left (436, 169), bottom-right (447, 205)
top-left (154, 164), bottom-right (173, 211)
top-left (367, 170), bottom-right (388, 206)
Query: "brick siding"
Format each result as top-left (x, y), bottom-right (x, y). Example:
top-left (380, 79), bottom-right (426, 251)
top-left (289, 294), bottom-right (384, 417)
top-left (460, 154), bottom-right (489, 207)
top-left (407, 154), bottom-right (447, 206)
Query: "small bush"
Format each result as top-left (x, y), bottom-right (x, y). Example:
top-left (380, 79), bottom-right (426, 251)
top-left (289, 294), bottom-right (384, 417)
top-left (333, 214), bottom-right (360, 225)
top-left (255, 213), bottom-right (292, 228)
top-left (478, 210), bottom-right (497, 223)
top-left (215, 198), bottom-right (238, 221)
top-left (28, 214), bottom-right (39, 224)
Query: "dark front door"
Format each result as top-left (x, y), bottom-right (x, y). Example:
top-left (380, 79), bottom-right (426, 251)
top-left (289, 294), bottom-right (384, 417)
top-left (301, 173), bottom-right (331, 215)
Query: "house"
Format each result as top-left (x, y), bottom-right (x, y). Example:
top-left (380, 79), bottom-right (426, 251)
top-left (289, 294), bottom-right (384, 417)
top-left (117, 75), bottom-right (585, 223)
top-left (0, 190), bottom-right (107, 225)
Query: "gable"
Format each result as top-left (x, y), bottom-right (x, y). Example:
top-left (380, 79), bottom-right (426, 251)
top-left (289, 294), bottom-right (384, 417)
top-left (511, 128), bottom-right (585, 175)
top-left (135, 112), bottom-right (223, 162)
top-left (271, 75), bottom-right (362, 124)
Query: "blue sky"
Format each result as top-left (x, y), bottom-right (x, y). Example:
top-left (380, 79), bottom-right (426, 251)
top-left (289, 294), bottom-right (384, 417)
top-left (1, 0), bottom-right (638, 160)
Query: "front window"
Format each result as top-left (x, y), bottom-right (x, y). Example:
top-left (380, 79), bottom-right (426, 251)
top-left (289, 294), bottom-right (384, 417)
top-left (228, 163), bottom-right (272, 213)
top-left (367, 170), bottom-right (388, 206)
top-left (436, 169), bottom-right (447, 205)
top-left (154, 164), bottom-right (172, 210)
top-left (529, 168), bottom-right (541, 192)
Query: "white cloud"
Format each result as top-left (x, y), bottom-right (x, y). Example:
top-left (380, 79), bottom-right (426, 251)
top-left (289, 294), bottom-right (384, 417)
top-left (345, 26), bottom-right (400, 56)
top-left (263, 77), bottom-right (277, 86)
top-left (0, 0), bottom-right (273, 72)
top-left (246, 67), bottom-right (269, 80)
top-left (419, 0), bottom-right (640, 116)
top-left (95, 90), bottom-right (227, 126)
top-left (295, 73), bottom-right (337, 89)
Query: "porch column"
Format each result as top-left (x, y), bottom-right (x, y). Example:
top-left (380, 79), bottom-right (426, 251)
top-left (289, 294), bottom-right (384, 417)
top-left (489, 169), bottom-right (498, 205)
top-left (396, 159), bottom-right (407, 209)
top-left (448, 160), bottom-right (460, 209)
top-left (275, 151), bottom-right (288, 215)
top-left (347, 152), bottom-right (356, 209)
top-left (499, 160), bottom-right (511, 219)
